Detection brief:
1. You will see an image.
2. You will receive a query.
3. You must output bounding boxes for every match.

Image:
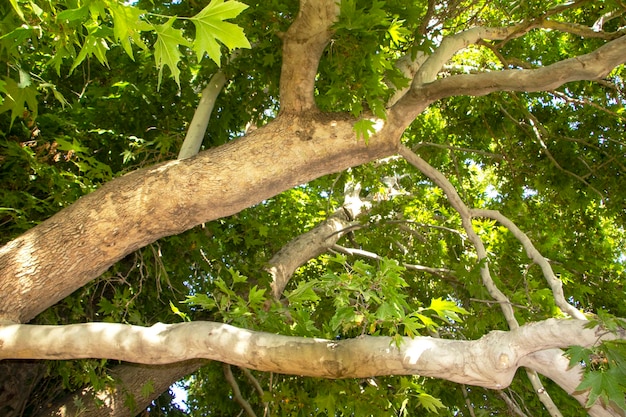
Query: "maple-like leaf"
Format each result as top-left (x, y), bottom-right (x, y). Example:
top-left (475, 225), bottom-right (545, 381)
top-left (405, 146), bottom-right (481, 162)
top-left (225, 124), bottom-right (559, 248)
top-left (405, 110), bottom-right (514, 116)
top-left (153, 17), bottom-right (191, 89)
top-left (190, 0), bottom-right (250, 65)
top-left (0, 77), bottom-right (39, 124)
top-left (110, 3), bottom-right (151, 59)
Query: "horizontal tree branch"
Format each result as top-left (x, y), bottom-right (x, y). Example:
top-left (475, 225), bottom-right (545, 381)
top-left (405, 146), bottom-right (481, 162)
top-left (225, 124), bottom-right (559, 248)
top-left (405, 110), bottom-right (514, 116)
top-left (0, 319), bottom-right (621, 390)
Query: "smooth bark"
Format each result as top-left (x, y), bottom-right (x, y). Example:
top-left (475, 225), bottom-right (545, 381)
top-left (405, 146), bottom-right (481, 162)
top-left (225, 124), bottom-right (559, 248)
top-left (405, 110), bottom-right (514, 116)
top-left (0, 319), bottom-right (621, 390)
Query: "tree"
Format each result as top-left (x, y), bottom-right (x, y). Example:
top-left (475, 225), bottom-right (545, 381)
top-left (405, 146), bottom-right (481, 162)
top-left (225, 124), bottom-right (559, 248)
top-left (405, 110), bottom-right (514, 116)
top-left (1, 0), bottom-right (626, 416)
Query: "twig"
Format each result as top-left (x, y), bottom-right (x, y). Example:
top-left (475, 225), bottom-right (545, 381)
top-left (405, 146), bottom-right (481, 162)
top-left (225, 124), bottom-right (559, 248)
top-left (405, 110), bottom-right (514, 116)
top-left (331, 244), bottom-right (454, 276)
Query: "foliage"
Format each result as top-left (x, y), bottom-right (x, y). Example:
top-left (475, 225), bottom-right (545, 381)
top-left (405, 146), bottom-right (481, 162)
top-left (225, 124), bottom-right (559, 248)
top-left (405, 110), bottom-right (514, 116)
top-left (1, 0), bottom-right (626, 415)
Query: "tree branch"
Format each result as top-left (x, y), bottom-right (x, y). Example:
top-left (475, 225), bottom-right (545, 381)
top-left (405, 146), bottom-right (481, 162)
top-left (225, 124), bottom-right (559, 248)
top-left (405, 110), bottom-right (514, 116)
top-left (399, 144), bottom-right (518, 327)
top-left (279, 0), bottom-right (339, 113)
top-left (0, 319), bottom-right (621, 391)
top-left (35, 360), bottom-right (205, 417)
top-left (0, 115), bottom-right (401, 323)
top-left (399, 144), bottom-right (566, 416)
top-left (223, 364), bottom-right (257, 417)
top-left (417, 35), bottom-right (626, 101)
top-left (471, 209), bottom-right (586, 320)
top-left (390, 35), bottom-right (626, 127)
top-left (521, 349), bottom-right (625, 417)
top-left (266, 181), bottom-right (370, 298)
top-left (331, 244), bottom-right (453, 276)
top-left (178, 71), bottom-right (227, 159)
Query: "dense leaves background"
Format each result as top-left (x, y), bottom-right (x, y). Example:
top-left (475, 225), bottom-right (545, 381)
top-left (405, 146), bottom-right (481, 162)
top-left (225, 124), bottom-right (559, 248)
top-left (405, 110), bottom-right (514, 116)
top-left (1, 0), bottom-right (625, 415)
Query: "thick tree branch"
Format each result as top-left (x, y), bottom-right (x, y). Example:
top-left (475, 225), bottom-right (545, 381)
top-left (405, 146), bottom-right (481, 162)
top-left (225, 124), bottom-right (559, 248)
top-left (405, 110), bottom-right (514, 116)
top-left (0, 115), bottom-right (401, 323)
top-left (418, 35), bottom-right (626, 100)
top-left (266, 182), bottom-right (370, 298)
top-left (0, 319), bottom-right (621, 391)
top-left (279, 0), bottom-right (339, 113)
top-left (390, 35), bottom-right (626, 126)
top-left (35, 360), bottom-right (205, 417)
top-left (521, 350), bottom-right (625, 417)
top-left (414, 26), bottom-right (528, 86)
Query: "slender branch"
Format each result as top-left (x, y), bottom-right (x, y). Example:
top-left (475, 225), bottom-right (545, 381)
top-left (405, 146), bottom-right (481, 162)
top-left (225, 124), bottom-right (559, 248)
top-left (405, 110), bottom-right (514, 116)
top-left (331, 244), bottom-right (453, 276)
top-left (462, 385), bottom-right (477, 417)
top-left (499, 101), bottom-right (604, 199)
top-left (497, 390), bottom-right (529, 417)
top-left (541, 19), bottom-right (626, 40)
top-left (472, 209), bottom-right (586, 320)
top-left (399, 144), bottom-right (518, 327)
top-left (178, 71), bottom-right (227, 159)
top-left (223, 364), bottom-right (257, 417)
top-left (241, 368), bottom-right (265, 400)
top-left (399, 144), bottom-right (566, 416)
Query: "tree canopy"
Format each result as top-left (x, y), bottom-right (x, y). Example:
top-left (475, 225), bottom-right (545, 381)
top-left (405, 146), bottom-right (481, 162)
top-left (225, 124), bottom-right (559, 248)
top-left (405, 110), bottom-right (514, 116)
top-left (1, 0), bottom-right (626, 416)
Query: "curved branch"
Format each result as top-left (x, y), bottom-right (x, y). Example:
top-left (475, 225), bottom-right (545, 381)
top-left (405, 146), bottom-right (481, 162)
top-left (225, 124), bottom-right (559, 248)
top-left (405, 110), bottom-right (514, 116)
top-left (414, 26), bottom-right (529, 85)
top-left (521, 349), bottom-right (624, 417)
top-left (390, 35), bottom-right (626, 127)
top-left (266, 182), bottom-right (370, 298)
top-left (399, 145), bottom-right (518, 327)
top-left (399, 144), bottom-right (566, 416)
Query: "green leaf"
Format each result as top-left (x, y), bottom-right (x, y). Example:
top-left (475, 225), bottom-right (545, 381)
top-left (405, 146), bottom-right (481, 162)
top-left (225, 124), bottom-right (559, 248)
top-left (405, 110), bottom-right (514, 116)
top-left (565, 345), bottom-right (592, 368)
top-left (330, 305), bottom-right (357, 333)
top-left (70, 27), bottom-right (110, 73)
top-left (577, 369), bottom-right (626, 410)
top-left (9, 0), bottom-right (26, 22)
top-left (153, 17), bottom-right (191, 89)
top-left (183, 294), bottom-right (217, 311)
top-left (109, 3), bottom-right (151, 59)
top-left (169, 301), bottom-right (189, 321)
top-left (417, 393), bottom-right (445, 413)
top-left (0, 77), bottom-right (38, 123)
top-left (57, 5), bottom-right (89, 22)
top-left (228, 267), bottom-right (247, 284)
top-left (190, 0), bottom-right (250, 65)
top-left (248, 285), bottom-right (266, 306)
top-left (353, 118), bottom-right (376, 142)
top-left (375, 301), bottom-right (398, 321)
top-left (286, 280), bottom-right (321, 304)
top-left (428, 297), bottom-right (469, 322)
